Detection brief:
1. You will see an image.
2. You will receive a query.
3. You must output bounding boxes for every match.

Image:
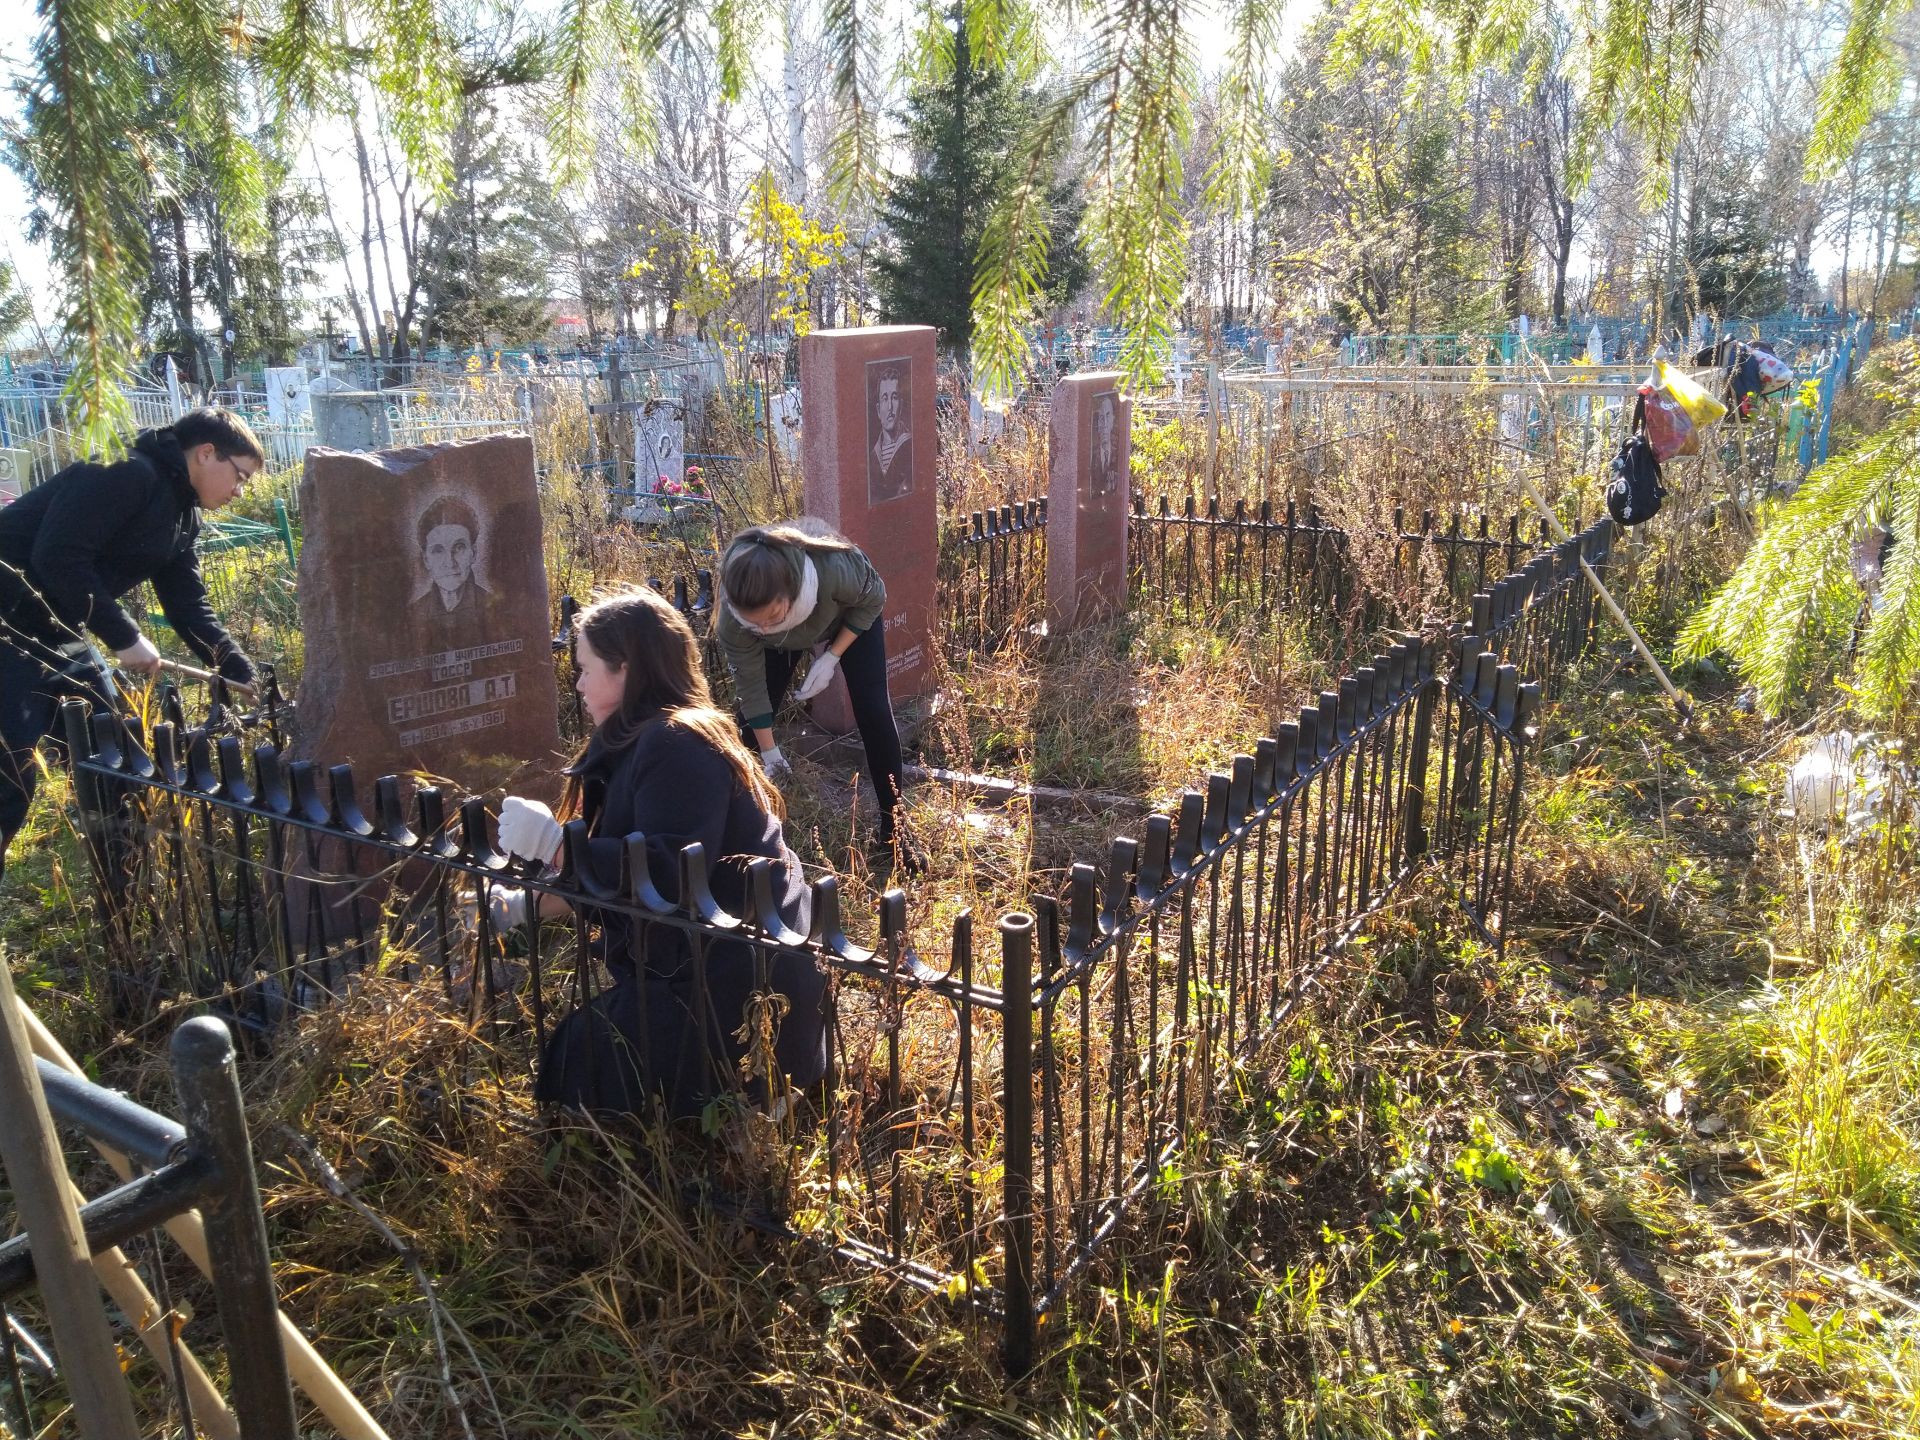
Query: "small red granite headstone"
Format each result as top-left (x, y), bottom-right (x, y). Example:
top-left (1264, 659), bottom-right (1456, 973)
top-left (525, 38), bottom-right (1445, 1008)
top-left (798, 325), bottom-right (939, 731)
top-left (294, 435), bottom-right (562, 799)
top-left (1047, 370), bottom-right (1132, 628)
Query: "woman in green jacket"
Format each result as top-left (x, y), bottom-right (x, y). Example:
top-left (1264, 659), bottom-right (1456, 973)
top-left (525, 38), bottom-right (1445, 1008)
top-left (716, 523), bottom-right (908, 851)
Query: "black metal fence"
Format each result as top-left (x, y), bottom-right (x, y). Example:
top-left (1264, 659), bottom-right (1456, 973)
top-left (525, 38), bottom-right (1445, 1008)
top-left (554, 570), bottom-right (720, 740)
top-left (1391, 506), bottom-right (1556, 617)
top-left (56, 626), bottom-right (1559, 1376)
top-left (1129, 494), bottom-right (1352, 622)
top-left (1125, 494), bottom-right (1561, 634)
top-left (1002, 631), bottom-right (1442, 1368)
top-left (53, 504), bottom-right (1613, 1377)
top-left (936, 493), bottom-right (1561, 660)
top-left (941, 499), bottom-right (1049, 657)
top-left (1466, 515), bottom-right (1614, 704)
top-left (1432, 643), bottom-right (1539, 958)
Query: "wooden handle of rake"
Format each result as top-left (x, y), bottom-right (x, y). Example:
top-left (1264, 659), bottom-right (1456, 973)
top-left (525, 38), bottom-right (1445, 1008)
top-left (153, 657), bottom-right (259, 701)
top-left (19, 1005), bottom-right (393, 1440)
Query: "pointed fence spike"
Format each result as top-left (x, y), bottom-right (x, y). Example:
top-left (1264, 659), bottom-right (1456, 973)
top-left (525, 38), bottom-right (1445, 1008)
top-left (374, 775), bottom-right (414, 846)
top-left (1065, 864), bottom-right (1098, 959)
top-left (288, 761), bottom-right (328, 825)
top-left (1101, 838), bottom-right (1137, 935)
top-left (678, 841), bottom-right (735, 927)
top-left (1138, 814), bottom-right (1173, 898)
top-left (809, 874), bottom-right (851, 955)
top-left (215, 735), bottom-right (254, 806)
top-left (1172, 791), bottom-right (1205, 875)
top-left (252, 744), bottom-right (291, 815)
top-left (457, 795), bottom-right (498, 861)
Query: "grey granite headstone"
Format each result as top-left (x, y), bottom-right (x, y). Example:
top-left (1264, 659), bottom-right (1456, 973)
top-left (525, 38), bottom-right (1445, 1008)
top-left (310, 385), bottom-right (392, 451)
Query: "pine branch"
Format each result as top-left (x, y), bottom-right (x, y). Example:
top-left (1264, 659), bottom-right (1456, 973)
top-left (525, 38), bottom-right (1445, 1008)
top-left (161, 0), bottom-right (269, 252)
top-left (260, 0), bottom-right (343, 114)
top-left (823, 0), bottom-right (883, 210)
top-left (544, 0), bottom-right (596, 189)
top-left (1806, 0), bottom-right (1912, 180)
top-left (973, 80), bottom-right (1091, 397)
top-left (965, 0), bottom-right (1040, 80)
top-left (1203, 0), bottom-right (1284, 219)
top-left (367, 0), bottom-right (461, 195)
top-left (30, 0), bottom-right (147, 452)
top-left (1680, 343), bottom-right (1920, 718)
top-left (712, 0), bottom-right (763, 103)
top-left (545, 0), bottom-right (662, 192)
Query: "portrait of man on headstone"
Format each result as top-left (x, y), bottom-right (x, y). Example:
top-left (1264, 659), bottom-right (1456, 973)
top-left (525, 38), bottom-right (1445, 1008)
top-left (866, 358), bottom-right (914, 504)
top-left (1089, 390), bottom-right (1119, 498)
top-left (411, 494), bottom-right (491, 625)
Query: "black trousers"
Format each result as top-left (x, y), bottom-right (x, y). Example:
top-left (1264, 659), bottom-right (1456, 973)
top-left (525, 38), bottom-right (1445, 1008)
top-left (748, 619), bottom-right (906, 837)
top-left (1, 629), bottom-right (115, 880)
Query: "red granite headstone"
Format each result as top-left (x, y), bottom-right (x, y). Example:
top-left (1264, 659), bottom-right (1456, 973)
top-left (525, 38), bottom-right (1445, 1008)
top-left (798, 325), bottom-right (939, 731)
top-left (294, 435), bottom-right (563, 799)
top-left (1047, 371), bottom-right (1132, 628)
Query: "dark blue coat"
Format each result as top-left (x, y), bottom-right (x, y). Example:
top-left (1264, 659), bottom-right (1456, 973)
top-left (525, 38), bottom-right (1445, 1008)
top-left (534, 710), bottom-right (826, 1118)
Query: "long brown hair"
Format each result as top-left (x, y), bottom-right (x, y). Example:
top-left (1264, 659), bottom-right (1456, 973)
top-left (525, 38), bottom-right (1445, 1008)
top-left (562, 587), bottom-right (783, 820)
top-left (720, 519), bottom-right (856, 612)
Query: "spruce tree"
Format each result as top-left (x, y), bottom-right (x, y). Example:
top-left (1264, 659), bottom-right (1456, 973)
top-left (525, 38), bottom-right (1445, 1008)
top-left (874, 10), bottom-right (1085, 363)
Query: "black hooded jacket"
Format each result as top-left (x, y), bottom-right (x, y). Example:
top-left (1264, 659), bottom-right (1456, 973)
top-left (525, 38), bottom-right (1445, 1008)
top-left (0, 427), bottom-right (254, 682)
top-left (534, 709), bottom-right (825, 1118)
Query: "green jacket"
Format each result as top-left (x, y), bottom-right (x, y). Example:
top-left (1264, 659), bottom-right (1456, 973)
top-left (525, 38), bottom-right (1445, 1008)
top-left (716, 538), bottom-right (886, 729)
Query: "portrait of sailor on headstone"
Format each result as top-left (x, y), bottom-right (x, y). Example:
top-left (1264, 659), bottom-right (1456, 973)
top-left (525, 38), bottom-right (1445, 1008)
top-left (411, 494), bottom-right (492, 632)
top-left (1089, 390), bottom-right (1120, 497)
top-left (866, 358), bottom-right (914, 504)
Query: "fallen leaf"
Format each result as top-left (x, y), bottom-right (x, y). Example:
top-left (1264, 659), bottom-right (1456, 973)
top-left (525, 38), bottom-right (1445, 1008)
top-left (1720, 1365), bottom-right (1764, 1404)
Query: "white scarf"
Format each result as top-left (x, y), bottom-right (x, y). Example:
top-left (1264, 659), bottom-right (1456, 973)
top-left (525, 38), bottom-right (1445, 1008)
top-left (729, 555), bottom-right (820, 637)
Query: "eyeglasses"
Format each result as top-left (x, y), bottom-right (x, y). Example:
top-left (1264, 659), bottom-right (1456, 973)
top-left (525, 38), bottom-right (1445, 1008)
top-left (221, 454), bottom-right (259, 486)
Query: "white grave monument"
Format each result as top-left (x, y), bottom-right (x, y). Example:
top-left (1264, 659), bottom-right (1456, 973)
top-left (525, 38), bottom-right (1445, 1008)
top-left (624, 404), bottom-right (686, 522)
top-left (264, 366), bottom-right (312, 425)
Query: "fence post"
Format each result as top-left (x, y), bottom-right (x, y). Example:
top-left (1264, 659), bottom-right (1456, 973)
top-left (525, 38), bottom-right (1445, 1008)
top-left (999, 912), bottom-right (1037, 1379)
top-left (271, 497), bottom-right (297, 565)
top-left (1400, 642), bottom-right (1437, 864)
top-left (0, 962), bottom-right (142, 1439)
top-left (170, 1017), bottom-right (299, 1440)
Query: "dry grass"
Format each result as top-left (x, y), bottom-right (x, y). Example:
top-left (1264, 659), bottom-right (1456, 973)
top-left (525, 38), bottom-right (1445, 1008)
top-left (9, 383), bottom-right (1917, 1439)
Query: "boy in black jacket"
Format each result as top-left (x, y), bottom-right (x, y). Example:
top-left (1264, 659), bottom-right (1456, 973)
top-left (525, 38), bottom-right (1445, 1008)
top-left (0, 406), bottom-right (264, 875)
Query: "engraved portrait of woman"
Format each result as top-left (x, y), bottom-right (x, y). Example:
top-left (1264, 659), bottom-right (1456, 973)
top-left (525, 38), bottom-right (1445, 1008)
top-left (411, 495), bottom-right (492, 627)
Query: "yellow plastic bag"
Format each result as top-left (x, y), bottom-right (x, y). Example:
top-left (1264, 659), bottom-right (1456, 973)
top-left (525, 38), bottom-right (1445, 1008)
top-left (1654, 359), bottom-right (1728, 428)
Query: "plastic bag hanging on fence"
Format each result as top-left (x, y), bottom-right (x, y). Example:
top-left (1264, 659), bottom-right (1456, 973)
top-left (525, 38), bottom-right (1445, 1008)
top-left (1752, 344), bottom-right (1794, 393)
top-left (1638, 381), bottom-right (1696, 461)
top-left (1655, 358), bottom-right (1729, 429)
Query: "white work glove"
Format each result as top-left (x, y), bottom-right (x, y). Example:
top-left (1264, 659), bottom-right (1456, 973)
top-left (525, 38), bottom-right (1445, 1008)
top-left (489, 887), bottom-right (529, 931)
top-left (116, 634), bottom-right (162, 674)
top-left (456, 885), bottom-right (529, 934)
top-left (759, 746), bottom-right (792, 779)
top-left (792, 651), bottom-right (840, 703)
top-left (498, 796), bottom-right (563, 865)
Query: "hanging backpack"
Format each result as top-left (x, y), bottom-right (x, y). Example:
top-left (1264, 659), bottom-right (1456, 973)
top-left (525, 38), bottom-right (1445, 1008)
top-left (1606, 398), bottom-right (1667, 526)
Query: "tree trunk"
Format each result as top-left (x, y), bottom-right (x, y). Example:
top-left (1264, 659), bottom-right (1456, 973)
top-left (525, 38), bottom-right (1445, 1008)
top-left (1549, 199), bottom-right (1574, 325)
top-left (351, 124), bottom-right (388, 371)
top-left (165, 200), bottom-right (202, 386)
top-left (310, 139), bottom-right (377, 362)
